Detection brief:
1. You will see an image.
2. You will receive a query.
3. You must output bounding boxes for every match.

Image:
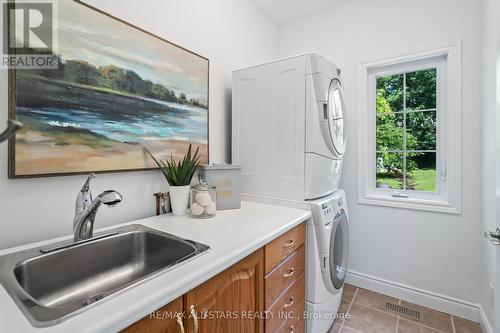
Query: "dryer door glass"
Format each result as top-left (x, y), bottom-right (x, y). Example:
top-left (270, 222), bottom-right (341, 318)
top-left (332, 118), bottom-right (344, 153)
top-left (329, 210), bottom-right (349, 289)
top-left (327, 79), bottom-right (346, 156)
top-left (328, 79), bottom-right (344, 120)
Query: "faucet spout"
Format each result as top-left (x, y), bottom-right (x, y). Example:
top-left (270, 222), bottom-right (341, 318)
top-left (73, 200), bottom-right (101, 242)
top-left (73, 175), bottom-right (122, 242)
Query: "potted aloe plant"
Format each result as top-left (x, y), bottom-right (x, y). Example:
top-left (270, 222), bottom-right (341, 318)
top-left (145, 145), bottom-right (201, 216)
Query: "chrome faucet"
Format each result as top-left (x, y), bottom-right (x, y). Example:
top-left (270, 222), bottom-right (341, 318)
top-left (73, 173), bottom-right (123, 242)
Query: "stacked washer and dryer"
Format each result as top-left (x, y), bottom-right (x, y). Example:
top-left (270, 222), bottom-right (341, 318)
top-left (232, 53), bottom-right (349, 333)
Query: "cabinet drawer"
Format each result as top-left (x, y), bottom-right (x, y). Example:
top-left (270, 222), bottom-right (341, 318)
top-left (265, 273), bottom-right (305, 333)
top-left (276, 317), bottom-right (304, 333)
top-left (265, 245), bottom-right (305, 308)
top-left (265, 224), bottom-right (305, 274)
top-left (122, 297), bottom-right (183, 333)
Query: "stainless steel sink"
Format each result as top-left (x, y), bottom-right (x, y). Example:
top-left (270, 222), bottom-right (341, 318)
top-left (0, 224), bottom-right (209, 327)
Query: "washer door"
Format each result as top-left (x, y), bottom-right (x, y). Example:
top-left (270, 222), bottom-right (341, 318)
top-left (329, 210), bottom-right (349, 289)
top-left (327, 79), bottom-right (346, 157)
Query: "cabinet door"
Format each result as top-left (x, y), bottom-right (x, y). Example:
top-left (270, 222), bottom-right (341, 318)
top-left (122, 297), bottom-right (184, 333)
top-left (185, 249), bottom-right (264, 333)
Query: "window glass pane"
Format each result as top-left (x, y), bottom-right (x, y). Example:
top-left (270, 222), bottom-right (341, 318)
top-left (406, 68), bottom-right (436, 110)
top-left (376, 152), bottom-right (404, 190)
top-left (377, 113), bottom-right (404, 151)
top-left (376, 74), bottom-right (403, 113)
top-left (406, 152), bottom-right (436, 192)
top-left (406, 111), bottom-right (436, 150)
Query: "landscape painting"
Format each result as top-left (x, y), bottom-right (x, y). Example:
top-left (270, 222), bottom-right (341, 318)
top-left (9, 0), bottom-right (209, 178)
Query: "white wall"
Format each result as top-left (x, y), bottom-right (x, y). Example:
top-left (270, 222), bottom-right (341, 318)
top-left (0, 0), bottom-right (278, 249)
top-left (278, 0), bottom-right (482, 306)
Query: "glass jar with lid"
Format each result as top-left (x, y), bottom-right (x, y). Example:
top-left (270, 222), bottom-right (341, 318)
top-left (190, 180), bottom-right (217, 218)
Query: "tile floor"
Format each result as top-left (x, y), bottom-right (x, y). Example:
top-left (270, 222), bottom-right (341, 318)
top-left (329, 285), bottom-right (482, 333)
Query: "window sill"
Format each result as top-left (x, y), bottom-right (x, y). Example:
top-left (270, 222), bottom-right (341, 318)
top-left (358, 192), bottom-right (462, 214)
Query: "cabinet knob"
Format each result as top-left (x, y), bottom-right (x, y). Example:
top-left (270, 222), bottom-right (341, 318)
top-left (190, 305), bottom-right (199, 333)
top-left (175, 312), bottom-right (185, 333)
top-left (283, 296), bottom-right (295, 309)
top-left (283, 267), bottom-right (295, 278)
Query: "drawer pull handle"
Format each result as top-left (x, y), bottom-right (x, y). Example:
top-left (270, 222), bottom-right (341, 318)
top-left (190, 305), bottom-right (199, 333)
top-left (175, 312), bottom-right (185, 333)
top-left (284, 240), bottom-right (295, 248)
top-left (289, 324), bottom-right (295, 333)
top-left (283, 268), bottom-right (295, 278)
top-left (283, 296), bottom-right (294, 309)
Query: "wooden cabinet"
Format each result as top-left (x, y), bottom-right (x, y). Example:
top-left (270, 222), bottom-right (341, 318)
top-left (265, 273), bottom-right (305, 333)
top-left (264, 246), bottom-right (305, 307)
top-left (264, 224), bottom-right (305, 274)
top-left (122, 297), bottom-right (183, 333)
top-left (123, 223), bottom-right (304, 333)
top-left (184, 249), bottom-right (264, 333)
top-left (264, 224), bottom-right (305, 333)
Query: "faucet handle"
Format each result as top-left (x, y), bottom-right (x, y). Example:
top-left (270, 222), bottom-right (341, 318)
top-left (81, 173), bottom-right (96, 193)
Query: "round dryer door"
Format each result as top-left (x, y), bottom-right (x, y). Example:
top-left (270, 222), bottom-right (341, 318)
top-left (327, 79), bottom-right (346, 157)
top-left (329, 209), bottom-right (349, 289)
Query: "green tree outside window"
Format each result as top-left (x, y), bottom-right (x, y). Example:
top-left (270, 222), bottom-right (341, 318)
top-left (375, 69), bottom-right (437, 192)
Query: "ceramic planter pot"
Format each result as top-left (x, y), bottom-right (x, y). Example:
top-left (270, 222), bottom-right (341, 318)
top-left (169, 185), bottom-right (190, 216)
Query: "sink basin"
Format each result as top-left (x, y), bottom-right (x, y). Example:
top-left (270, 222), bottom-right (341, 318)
top-left (0, 224), bottom-right (209, 327)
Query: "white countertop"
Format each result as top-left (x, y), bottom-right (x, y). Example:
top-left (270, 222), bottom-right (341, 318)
top-left (0, 201), bottom-right (310, 333)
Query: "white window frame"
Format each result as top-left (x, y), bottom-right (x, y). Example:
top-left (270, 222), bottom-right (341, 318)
top-left (357, 42), bottom-right (462, 214)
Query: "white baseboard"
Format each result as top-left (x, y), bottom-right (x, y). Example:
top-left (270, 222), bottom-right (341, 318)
top-left (478, 304), bottom-right (494, 333)
top-left (346, 270), bottom-right (480, 323)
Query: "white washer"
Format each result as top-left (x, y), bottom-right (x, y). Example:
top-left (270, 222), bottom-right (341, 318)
top-left (306, 190), bottom-right (349, 333)
top-left (232, 53), bottom-right (346, 201)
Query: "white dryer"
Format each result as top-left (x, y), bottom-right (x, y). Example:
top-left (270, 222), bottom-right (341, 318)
top-left (305, 58), bottom-right (346, 199)
top-left (307, 190), bottom-right (349, 333)
top-left (232, 53), bottom-right (346, 201)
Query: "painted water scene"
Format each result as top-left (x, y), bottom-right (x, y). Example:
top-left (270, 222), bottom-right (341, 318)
top-left (10, 0), bottom-right (208, 177)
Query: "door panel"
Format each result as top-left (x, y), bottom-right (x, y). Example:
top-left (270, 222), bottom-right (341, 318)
top-left (329, 210), bottom-right (349, 289)
top-left (268, 59), bottom-right (306, 200)
top-left (495, 203), bottom-right (500, 332)
top-left (121, 297), bottom-right (183, 333)
top-left (185, 249), bottom-right (264, 333)
top-left (494, 9), bottom-right (500, 330)
top-left (328, 79), bottom-right (344, 120)
top-left (327, 79), bottom-right (346, 156)
top-left (232, 56), bottom-right (306, 201)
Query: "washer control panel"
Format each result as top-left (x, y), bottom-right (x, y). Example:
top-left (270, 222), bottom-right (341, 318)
top-left (309, 190), bottom-right (345, 226)
top-left (319, 197), bottom-right (342, 224)
top-left (320, 202), bottom-right (334, 224)
top-left (321, 202), bottom-right (332, 216)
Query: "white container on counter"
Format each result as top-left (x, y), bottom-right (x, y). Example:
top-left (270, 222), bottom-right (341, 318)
top-left (199, 164), bottom-right (241, 210)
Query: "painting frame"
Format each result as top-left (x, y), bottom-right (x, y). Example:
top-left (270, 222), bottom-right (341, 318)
top-left (8, 0), bottom-right (210, 179)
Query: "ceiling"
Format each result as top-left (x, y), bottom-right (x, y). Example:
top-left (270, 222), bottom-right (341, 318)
top-left (254, 0), bottom-right (345, 25)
